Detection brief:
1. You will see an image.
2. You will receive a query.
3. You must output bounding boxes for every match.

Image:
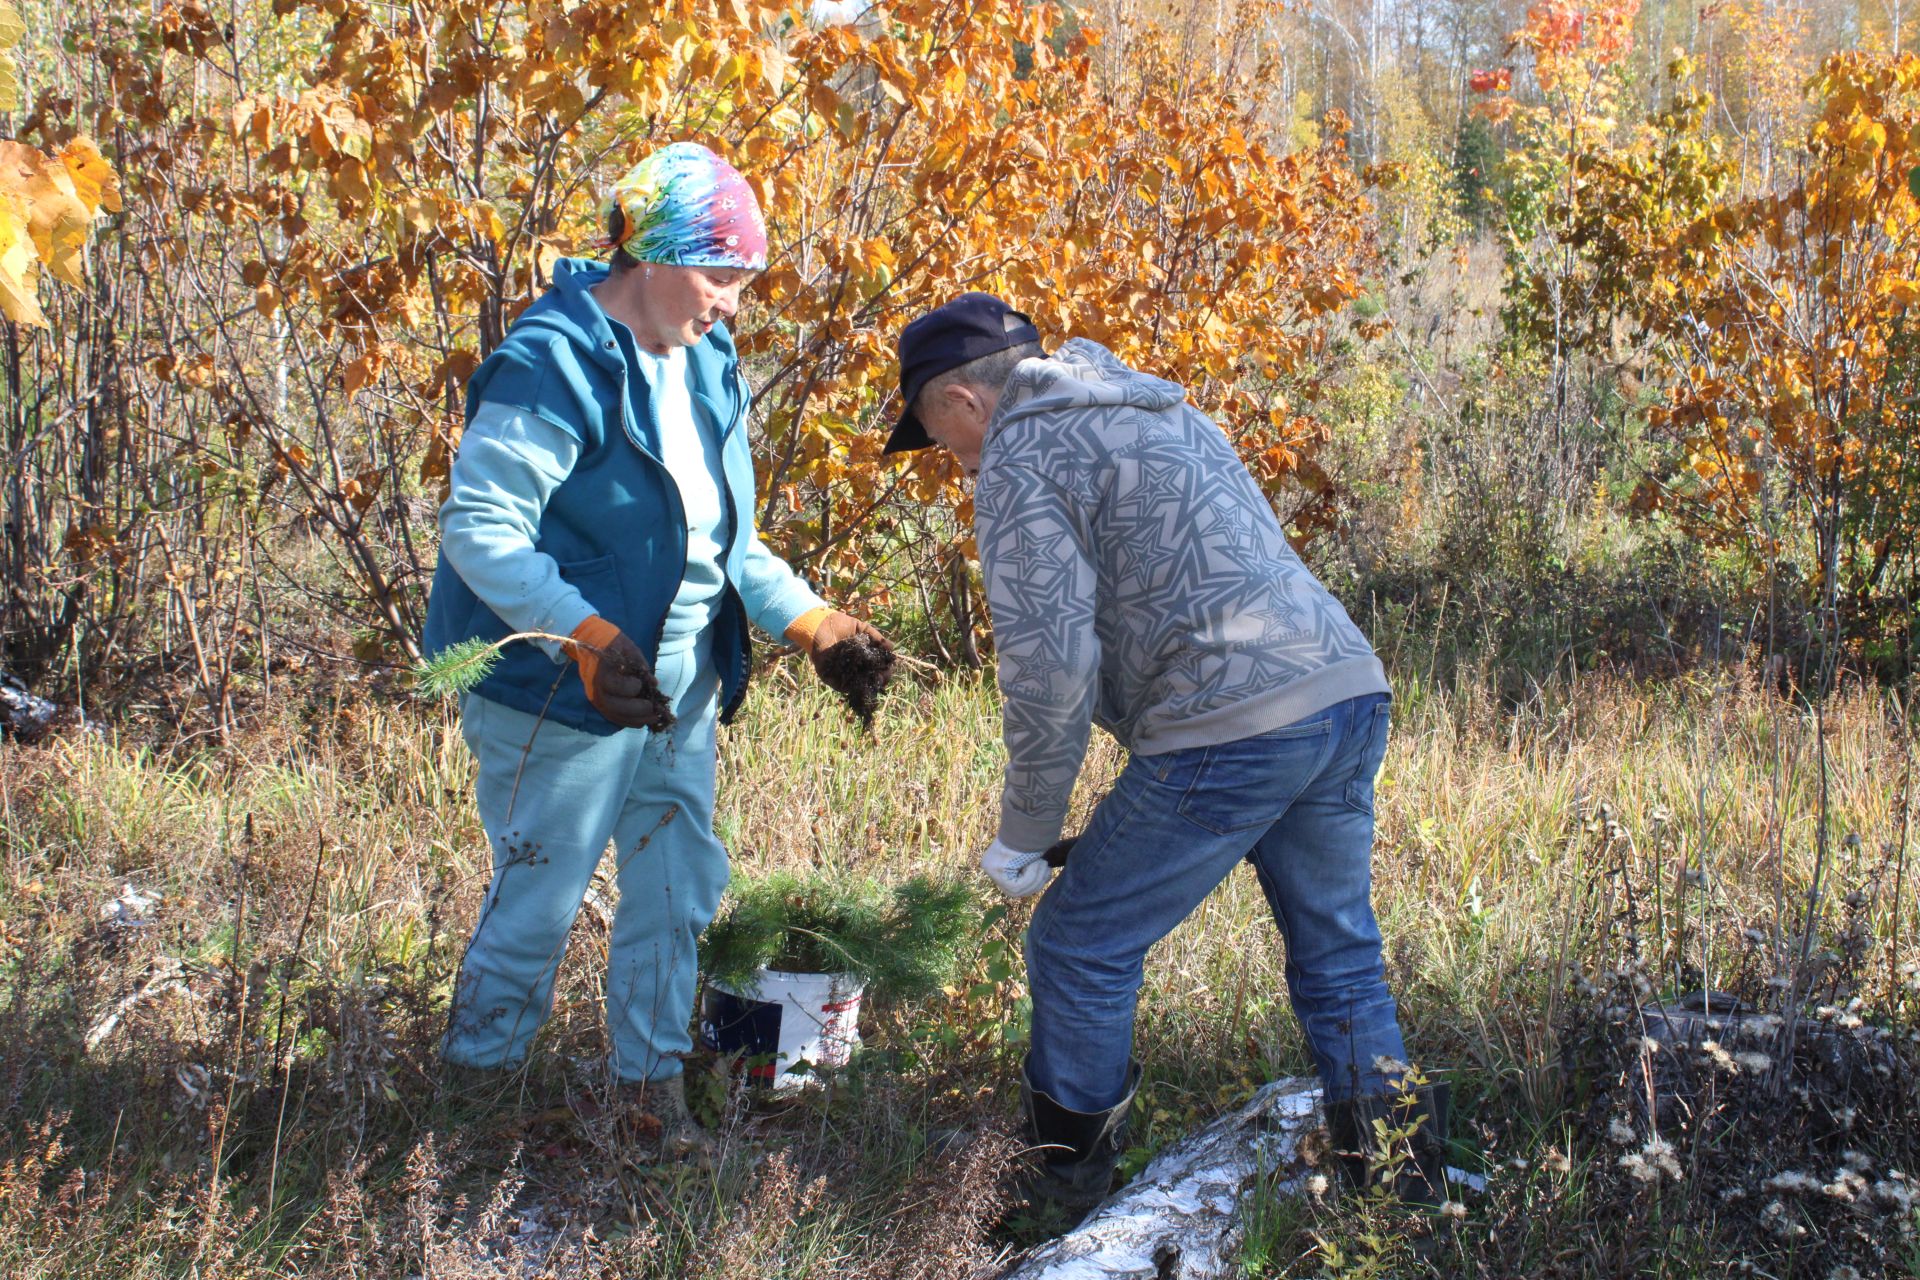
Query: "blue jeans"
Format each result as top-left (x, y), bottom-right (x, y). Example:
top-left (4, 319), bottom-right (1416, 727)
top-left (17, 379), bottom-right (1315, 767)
top-left (1025, 692), bottom-right (1406, 1111)
top-left (444, 634), bottom-right (729, 1083)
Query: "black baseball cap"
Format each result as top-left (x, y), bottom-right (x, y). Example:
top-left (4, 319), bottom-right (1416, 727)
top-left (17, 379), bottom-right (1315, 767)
top-left (885, 293), bottom-right (1041, 454)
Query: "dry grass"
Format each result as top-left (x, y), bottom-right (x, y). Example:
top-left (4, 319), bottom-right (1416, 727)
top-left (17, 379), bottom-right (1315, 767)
top-left (0, 661), bottom-right (1913, 1277)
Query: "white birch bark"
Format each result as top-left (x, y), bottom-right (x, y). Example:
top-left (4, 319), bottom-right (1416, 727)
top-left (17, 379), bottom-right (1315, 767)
top-left (1002, 1078), bottom-right (1323, 1280)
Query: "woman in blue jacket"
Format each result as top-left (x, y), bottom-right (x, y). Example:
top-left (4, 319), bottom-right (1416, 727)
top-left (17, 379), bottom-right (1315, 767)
top-left (422, 143), bottom-right (885, 1155)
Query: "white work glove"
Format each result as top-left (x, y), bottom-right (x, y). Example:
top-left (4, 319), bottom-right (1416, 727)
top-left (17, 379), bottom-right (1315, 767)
top-left (980, 837), bottom-right (1053, 898)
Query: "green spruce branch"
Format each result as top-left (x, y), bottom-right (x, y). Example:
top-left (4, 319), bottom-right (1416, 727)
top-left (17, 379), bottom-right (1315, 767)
top-left (699, 870), bottom-right (980, 1002)
top-left (412, 629), bottom-right (588, 699)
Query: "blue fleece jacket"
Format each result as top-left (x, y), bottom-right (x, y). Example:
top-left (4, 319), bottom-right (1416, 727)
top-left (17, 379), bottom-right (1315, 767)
top-left (421, 258), bottom-right (825, 732)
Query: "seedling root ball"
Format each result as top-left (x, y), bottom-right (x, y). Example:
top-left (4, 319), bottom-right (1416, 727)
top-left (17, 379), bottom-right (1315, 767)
top-left (814, 633), bottom-right (896, 726)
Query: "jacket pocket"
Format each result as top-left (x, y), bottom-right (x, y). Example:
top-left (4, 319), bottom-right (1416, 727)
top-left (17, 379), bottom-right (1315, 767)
top-left (558, 554), bottom-right (625, 627)
top-left (1176, 717), bottom-right (1335, 835)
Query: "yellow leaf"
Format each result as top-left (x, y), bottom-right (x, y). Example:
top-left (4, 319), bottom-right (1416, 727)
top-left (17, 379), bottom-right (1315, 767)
top-left (399, 194), bottom-right (437, 234)
top-left (834, 102), bottom-right (860, 142)
top-left (0, 0), bottom-right (21, 111)
top-left (0, 141), bottom-right (92, 288)
top-left (0, 189), bottom-right (46, 328)
top-left (59, 137), bottom-right (121, 216)
top-left (760, 47), bottom-right (789, 95)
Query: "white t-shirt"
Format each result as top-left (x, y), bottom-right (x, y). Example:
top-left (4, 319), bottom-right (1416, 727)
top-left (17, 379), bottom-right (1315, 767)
top-left (632, 344), bottom-right (729, 649)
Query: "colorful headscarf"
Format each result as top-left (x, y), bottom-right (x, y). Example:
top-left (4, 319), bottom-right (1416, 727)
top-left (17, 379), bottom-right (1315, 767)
top-left (606, 142), bottom-right (768, 271)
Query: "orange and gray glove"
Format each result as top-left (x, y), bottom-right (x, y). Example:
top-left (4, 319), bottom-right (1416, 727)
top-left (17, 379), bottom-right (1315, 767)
top-left (565, 616), bottom-right (673, 731)
top-left (784, 605), bottom-right (892, 675)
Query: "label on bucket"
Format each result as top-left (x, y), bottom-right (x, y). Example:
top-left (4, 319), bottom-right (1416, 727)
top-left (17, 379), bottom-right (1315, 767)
top-left (701, 970), bottom-right (864, 1089)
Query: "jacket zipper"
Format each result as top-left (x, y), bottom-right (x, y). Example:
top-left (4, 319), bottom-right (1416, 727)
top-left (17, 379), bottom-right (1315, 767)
top-left (613, 358), bottom-right (689, 654)
top-left (610, 338), bottom-right (753, 719)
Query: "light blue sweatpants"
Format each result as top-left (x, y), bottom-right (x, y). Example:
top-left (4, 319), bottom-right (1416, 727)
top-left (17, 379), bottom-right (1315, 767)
top-left (443, 636), bottom-right (727, 1083)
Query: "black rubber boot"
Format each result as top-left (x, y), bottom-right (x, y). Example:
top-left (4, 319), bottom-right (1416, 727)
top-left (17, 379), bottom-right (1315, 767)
top-left (1018, 1058), bottom-right (1143, 1218)
top-left (1325, 1080), bottom-right (1451, 1208)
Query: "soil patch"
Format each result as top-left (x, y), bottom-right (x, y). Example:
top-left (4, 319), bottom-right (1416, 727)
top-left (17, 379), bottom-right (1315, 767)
top-left (814, 634), bottom-right (896, 727)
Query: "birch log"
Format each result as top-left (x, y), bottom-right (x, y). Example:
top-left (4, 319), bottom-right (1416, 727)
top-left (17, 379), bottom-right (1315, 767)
top-left (1002, 1077), bottom-right (1323, 1280)
top-left (0, 668), bottom-right (56, 741)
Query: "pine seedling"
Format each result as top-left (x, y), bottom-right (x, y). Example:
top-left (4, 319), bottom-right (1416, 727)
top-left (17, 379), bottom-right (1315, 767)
top-left (412, 630), bottom-right (581, 699)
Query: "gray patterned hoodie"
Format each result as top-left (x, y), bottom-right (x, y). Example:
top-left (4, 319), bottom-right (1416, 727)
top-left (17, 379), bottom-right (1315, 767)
top-left (975, 338), bottom-right (1390, 851)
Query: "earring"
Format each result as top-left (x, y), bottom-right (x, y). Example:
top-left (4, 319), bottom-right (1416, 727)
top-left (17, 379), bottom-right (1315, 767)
top-left (644, 265), bottom-right (654, 278)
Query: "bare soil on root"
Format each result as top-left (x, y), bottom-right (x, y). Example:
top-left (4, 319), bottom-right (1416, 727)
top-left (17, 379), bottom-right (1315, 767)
top-left (814, 634), bottom-right (896, 727)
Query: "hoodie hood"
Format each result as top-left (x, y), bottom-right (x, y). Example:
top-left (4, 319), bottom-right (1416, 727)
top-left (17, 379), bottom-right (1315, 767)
top-left (990, 338), bottom-right (1186, 440)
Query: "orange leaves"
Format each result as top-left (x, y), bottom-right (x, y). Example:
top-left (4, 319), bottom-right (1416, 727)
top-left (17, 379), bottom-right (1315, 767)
top-left (1591, 51), bottom-right (1920, 563)
top-left (342, 348), bottom-right (385, 398)
top-left (88, 0), bottom-right (1374, 589)
top-left (729, 0), bottom-right (1375, 546)
top-left (340, 468), bottom-right (384, 513)
top-left (0, 137), bottom-right (120, 328)
top-left (1509, 2), bottom-right (1639, 94)
top-left (419, 414), bottom-right (465, 485)
top-left (60, 139), bottom-right (122, 218)
top-left (157, 1), bottom-right (226, 57)
top-left (305, 97), bottom-right (373, 163)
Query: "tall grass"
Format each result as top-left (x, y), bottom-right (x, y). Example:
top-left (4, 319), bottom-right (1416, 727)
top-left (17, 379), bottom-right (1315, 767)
top-left (0, 663), bottom-right (1911, 1276)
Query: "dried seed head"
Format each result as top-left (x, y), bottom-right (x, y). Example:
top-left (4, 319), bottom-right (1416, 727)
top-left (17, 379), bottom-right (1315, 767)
top-left (1618, 1153), bottom-right (1656, 1183)
top-left (1764, 1170), bottom-right (1819, 1194)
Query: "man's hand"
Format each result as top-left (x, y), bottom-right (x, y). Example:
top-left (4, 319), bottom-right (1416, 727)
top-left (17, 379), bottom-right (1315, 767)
top-left (567, 616), bottom-right (673, 731)
top-left (981, 837), bottom-right (1053, 898)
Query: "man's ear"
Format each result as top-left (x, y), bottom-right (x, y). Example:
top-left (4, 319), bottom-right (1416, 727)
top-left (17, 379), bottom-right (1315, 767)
top-left (939, 380), bottom-right (982, 419)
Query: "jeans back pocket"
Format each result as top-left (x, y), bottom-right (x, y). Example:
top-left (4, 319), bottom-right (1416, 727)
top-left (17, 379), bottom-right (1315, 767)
top-left (1176, 718), bottom-right (1335, 835)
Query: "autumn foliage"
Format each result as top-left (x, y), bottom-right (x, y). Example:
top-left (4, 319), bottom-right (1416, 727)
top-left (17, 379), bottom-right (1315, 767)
top-left (1534, 48), bottom-right (1920, 649)
top-left (1646, 55), bottom-right (1920, 641)
top-left (1, 0), bottom-right (1374, 716)
top-left (5, 0), bottom-right (1919, 719)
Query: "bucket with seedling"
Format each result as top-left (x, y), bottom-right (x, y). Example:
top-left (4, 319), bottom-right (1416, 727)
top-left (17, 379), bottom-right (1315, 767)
top-left (698, 870), bottom-right (977, 1090)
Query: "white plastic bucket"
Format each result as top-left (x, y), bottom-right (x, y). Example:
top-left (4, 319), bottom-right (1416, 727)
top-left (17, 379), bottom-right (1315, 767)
top-left (702, 969), bottom-right (864, 1091)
